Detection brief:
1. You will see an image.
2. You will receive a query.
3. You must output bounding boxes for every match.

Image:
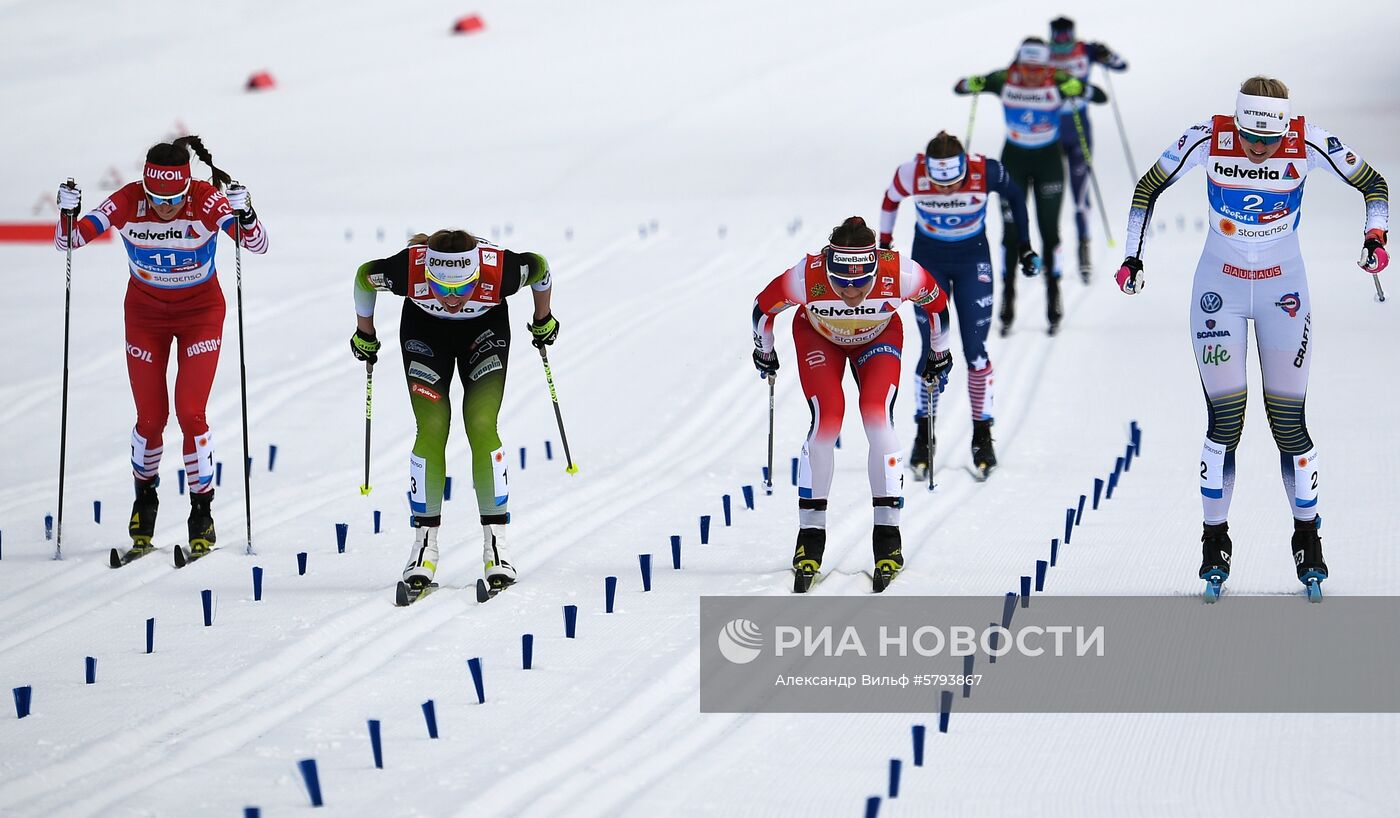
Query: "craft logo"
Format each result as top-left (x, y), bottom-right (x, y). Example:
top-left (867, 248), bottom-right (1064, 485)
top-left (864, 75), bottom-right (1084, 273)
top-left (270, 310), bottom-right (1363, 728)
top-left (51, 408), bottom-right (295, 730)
top-left (1294, 314), bottom-right (1312, 367)
top-left (1275, 292), bottom-right (1302, 318)
top-left (718, 619), bottom-right (764, 664)
top-left (1199, 292), bottom-right (1223, 314)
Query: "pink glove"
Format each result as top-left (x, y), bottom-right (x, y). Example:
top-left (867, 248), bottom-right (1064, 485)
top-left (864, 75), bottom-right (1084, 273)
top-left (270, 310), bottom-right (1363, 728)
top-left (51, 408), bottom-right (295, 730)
top-left (1115, 257), bottom-right (1144, 294)
top-left (1360, 229), bottom-right (1389, 274)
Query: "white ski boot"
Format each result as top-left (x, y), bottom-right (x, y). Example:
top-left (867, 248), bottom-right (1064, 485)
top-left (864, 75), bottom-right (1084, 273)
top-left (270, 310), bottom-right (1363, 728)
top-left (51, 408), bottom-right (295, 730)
top-left (402, 524), bottom-right (440, 586)
top-left (479, 523), bottom-right (517, 599)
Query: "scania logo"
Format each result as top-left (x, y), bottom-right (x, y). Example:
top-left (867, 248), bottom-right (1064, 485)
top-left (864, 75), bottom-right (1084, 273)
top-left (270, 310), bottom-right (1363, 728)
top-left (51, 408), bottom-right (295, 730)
top-left (1213, 163), bottom-right (1280, 180)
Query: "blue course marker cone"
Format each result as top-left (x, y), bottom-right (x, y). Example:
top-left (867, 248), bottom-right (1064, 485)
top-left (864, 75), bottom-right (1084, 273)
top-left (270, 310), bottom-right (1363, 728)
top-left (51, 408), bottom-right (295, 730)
top-left (519, 447), bottom-right (527, 470)
top-left (201, 589), bottom-right (213, 626)
top-left (421, 699), bottom-right (439, 738)
top-left (443, 476), bottom-right (453, 501)
top-left (864, 796), bottom-right (880, 818)
top-left (145, 617), bottom-right (155, 654)
top-left (835, 435), bottom-right (842, 449)
top-left (545, 440), bottom-right (554, 460)
top-left (521, 634), bottom-right (534, 670)
top-left (268, 444), bottom-right (278, 472)
top-left (297, 552), bottom-right (308, 576)
top-left (245, 456), bottom-right (253, 477)
top-left (762, 466), bottom-right (771, 496)
top-left (335, 523), bottom-right (348, 554)
top-left (742, 485), bottom-right (755, 510)
top-left (888, 759), bottom-right (902, 798)
top-left (252, 566), bottom-right (264, 601)
top-left (215, 461), bottom-right (223, 487)
top-left (963, 655), bottom-right (975, 698)
top-left (244, 809), bottom-right (260, 818)
top-left (605, 576), bottom-right (617, 613)
top-left (368, 719), bottom-right (383, 769)
top-left (44, 514), bottom-right (53, 541)
top-left (1124, 442), bottom-right (1135, 472)
top-left (177, 469), bottom-right (186, 495)
top-left (93, 500), bottom-right (101, 525)
top-left (1035, 560), bottom-right (1047, 592)
top-left (1001, 593), bottom-right (1016, 629)
top-left (1064, 508), bottom-right (1075, 545)
top-left (1107, 468), bottom-right (1120, 500)
top-left (1020, 576), bottom-right (1031, 607)
top-left (670, 535), bottom-right (681, 569)
top-left (939, 690), bottom-right (953, 733)
top-left (85, 656), bottom-right (96, 684)
top-left (297, 758), bottom-right (324, 806)
top-left (639, 554), bottom-right (652, 591)
top-left (722, 495), bottom-right (732, 526)
top-left (373, 510), bottom-right (382, 534)
top-left (1131, 421), bottom-right (1142, 456)
top-left (1093, 478), bottom-right (1104, 509)
top-left (912, 724), bottom-right (926, 766)
top-left (564, 605), bottom-right (578, 638)
top-left (699, 515), bottom-right (711, 545)
top-left (467, 657), bottom-right (485, 704)
top-left (1050, 538), bottom-right (1059, 567)
top-left (988, 620), bottom-right (1001, 663)
top-left (1076, 494), bottom-right (1086, 526)
top-left (13, 685), bottom-right (32, 718)
top-left (791, 456), bottom-right (798, 486)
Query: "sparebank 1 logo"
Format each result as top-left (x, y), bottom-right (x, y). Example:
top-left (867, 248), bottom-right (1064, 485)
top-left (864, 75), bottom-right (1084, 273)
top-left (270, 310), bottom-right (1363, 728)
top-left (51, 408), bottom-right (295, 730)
top-left (718, 619), bottom-right (764, 664)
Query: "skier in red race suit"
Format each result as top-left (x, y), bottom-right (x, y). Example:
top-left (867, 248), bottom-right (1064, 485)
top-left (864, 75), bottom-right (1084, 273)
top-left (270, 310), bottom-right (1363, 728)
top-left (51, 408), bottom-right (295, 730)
top-left (55, 135), bottom-right (269, 565)
top-left (752, 217), bottom-right (952, 592)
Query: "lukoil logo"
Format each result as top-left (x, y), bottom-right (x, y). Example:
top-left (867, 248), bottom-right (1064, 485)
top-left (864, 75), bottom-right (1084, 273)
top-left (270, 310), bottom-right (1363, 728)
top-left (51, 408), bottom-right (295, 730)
top-left (718, 619), bottom-right (764, 664)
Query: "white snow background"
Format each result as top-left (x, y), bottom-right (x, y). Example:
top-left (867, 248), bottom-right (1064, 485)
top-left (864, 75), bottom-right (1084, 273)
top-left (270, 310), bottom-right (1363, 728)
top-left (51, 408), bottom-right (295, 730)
top-left (1, 0), bottom-right (1398, 815)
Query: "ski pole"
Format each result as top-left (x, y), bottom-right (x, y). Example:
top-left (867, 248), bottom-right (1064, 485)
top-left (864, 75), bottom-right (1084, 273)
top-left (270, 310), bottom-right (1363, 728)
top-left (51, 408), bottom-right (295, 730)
top-left (765, 374), bottom-right (775, 495)
top-left (1103, 72), bottom-right (1138, 175)
top-left (537, 346), bottom-right (578, 474)
top-left (55, 179), bottom-right (76, 561)
top-left (1071, 108), bottom-right (1117, 248)
top-left (925, 383), bottom-right (936, 493)
top-left (360, 362), bottom-right (374, 494)
top-left (233, 193), bottom-right (254, 555)
top-left (965, 94), bottom-right (979, 150)
top-left (1373, 275), bottom-right (1387, 303)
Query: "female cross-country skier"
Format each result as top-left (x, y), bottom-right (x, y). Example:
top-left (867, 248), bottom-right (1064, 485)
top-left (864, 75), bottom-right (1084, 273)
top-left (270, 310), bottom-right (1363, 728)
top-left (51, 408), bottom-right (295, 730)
top-left (350, 229), bottom-right (558, 605)
top-left (55, 135), bottom-right (269, 567)
top-left (954, 37), bottom-right (1106, 335)
top-left (751, 216), bottom-right (951, 593)
top-left (879, 130), bottom-right (1041, 479)
top-left (1113, 76), bottom-right (1389, 600)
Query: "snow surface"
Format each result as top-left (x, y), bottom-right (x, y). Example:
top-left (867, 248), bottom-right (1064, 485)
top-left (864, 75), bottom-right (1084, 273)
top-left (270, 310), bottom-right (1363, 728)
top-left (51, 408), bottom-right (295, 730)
top-left (2, 0), bottom-right (1399, 815)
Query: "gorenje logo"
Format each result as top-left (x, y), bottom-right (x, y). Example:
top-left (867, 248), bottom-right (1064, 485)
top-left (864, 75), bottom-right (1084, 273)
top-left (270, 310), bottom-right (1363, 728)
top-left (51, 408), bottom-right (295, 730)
top-left (718, 619), bottom-right (764, 664)
top-left (1213, 163), bottom-right (1279, 180)
top-left (809, 304), bottom-right (878, 317)
top-left (429, 256), bottom-right (474, 269)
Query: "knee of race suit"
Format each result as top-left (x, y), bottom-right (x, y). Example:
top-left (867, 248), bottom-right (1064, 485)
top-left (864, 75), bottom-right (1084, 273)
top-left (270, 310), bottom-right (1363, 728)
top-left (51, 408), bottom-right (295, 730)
top-left (798, 497), bottom-right (827, 529)
top-left (1204, 389), bottom-right (1247, 451)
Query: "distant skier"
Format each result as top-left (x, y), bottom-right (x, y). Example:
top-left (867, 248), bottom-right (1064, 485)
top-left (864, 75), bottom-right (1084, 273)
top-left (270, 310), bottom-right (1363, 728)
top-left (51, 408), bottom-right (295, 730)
top-left (751, 216), bottom-right (952, 592)
top-left (55, 136), bottom-right (268, 565)
top-left (350, 229), bottom-right (557, 604)
top-left (1048, 16), bottom-right (1128, 281)
top-left (879, 131), bottom-right (1041, 479)
top-left (1113, 76), bottom-right (1389, 598)
top-left (954, 37), bottom-right (1106, 335)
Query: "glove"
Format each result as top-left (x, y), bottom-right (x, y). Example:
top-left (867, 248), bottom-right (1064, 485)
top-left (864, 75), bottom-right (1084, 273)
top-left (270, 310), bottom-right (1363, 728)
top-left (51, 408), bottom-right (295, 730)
top-left (1058, 77), bottom-right (1084, 97)
top-left (961, 75), bottom-right (986, 93)
top-left (919, 348), bottom-right (953, 392)
top-left (753, 347), bottom-right (779, 378)
top-left (878, 233), bottom-right (893, 251)
top-left (57, 181), bottom-right (81, 215)
top-left (1360, 229), bottom-right (1389, 274)
top-left (225, 183), bottom-right (257, 226)
top-left (350, 329), bottom-right (380, 364)
top-left (528, 313), bottom-right (560, 348)
top-left (1017, 244), bottom-right (1043, 277)
top-left (1115, 257), bottom-right (1145, 294)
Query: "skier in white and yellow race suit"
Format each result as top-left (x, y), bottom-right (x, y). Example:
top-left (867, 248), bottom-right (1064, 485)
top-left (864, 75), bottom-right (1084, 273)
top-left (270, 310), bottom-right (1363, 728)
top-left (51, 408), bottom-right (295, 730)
top-left (1114, 76), bottom-right (1389, 594)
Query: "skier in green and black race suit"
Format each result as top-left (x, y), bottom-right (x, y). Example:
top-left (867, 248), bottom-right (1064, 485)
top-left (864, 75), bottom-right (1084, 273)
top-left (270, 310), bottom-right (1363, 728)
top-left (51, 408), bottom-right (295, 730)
top-left (955, 37), bottom-right (1107, 335)
top-left (350, 229), bottom-right (558, 594)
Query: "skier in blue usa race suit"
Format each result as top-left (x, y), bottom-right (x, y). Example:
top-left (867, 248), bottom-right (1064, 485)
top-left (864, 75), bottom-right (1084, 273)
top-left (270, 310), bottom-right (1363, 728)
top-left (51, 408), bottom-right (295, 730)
top-left (1115, 76), bottom-right (1389, 597)
top-left (880, 131), bottom-right (1041, 479)
top-left (1048, 16), bottom-right (1128, 281)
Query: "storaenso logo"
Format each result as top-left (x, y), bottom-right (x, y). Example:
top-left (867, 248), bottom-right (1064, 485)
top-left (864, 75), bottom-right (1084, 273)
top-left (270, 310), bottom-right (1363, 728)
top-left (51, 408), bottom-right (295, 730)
top-left (1214, 163), bottom-right (1280, 180)
top-left (809, 304), bottom-right (878, 317)
top-left (128, 228), bottom-right (185, 242)
top-left (718, 619), bottom-right (764, 664)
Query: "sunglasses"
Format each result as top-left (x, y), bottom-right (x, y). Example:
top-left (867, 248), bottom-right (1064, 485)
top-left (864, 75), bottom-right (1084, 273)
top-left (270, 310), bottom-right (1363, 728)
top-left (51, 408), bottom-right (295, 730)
top-left (1237, 129), bottom-right (1283, 146)
top-left (148, 192), bottom-right (186, 207)
top-left (828, 272), bottom-right (875, 289)
top-left (425, 272), bottom-right (477, 298)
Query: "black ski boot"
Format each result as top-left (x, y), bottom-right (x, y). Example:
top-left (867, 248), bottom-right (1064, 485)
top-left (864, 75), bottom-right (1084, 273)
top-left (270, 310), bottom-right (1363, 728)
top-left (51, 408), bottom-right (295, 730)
top-left (909, 416), bottom-right (935, 479)
top-left (1292, 517), bottom-right (1327, 601)
top-left (792, 527), bottom-right (827, 593)
top-left (999, 276), bottom-right (1016, 337)
top-left (871, 524), bottom-right (903, 593)
top-left (186, 490), bottom-right (216, 561)
top-left (1199, 522), bottom-right (1232, 601)
top-left (1078, 238), bottom-right (1092, 284)
top-left (971, 419), bottom-right (997, 479)
top-left (1046, 273), bottom-right (1064, 335)
top-left (112, 479), bottom-right (160, 567)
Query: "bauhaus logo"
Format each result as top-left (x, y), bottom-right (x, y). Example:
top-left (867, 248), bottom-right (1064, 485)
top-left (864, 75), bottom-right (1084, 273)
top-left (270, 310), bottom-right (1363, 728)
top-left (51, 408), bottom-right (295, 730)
top-left (718, 619), bottom-right (764, 664)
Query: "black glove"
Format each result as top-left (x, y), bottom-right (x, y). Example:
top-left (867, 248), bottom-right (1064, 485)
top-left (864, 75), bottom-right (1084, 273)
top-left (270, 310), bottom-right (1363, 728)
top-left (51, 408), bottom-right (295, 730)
top-left (1018, 244), bottom-right (1043, 277)
top-left (528, 313), bottom-right (560, 348)
top-left (350, 328), bottom-right (380, 364)
top-left (919, 349), bottom-right (953, 389)
top-left (753, 348), bottom-right (779, 378)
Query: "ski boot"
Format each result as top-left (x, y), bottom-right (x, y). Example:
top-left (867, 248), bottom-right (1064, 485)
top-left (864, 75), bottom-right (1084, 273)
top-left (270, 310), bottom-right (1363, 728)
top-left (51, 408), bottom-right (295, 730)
top-left (792, 527), bottom-right (826, 593)
top-left (112, 479), bottom-right (159, 567)
top-left (1078, 238), bottom-right (1092, 284)
top-left (999, 278), bottom-right (1016, 337)
top-left (1046, 273), bottom-right (1064, 336)
top-left (1199, 522), bottom-right (1232, 602)
top-left (909, 416), bottom-right (935, 481)
top-left (397, 520), bottom-right (442, 606)
top-left (175, 490), bottom-right (216, 567)
top-left (871, 524), bottom-right (903, 593)
top-left (1292, 517), bottom-right (1327, 602)
top-left (971, 419), bottom-right (997, 480)
top-left (478, 520), bottom-right (517, 601)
